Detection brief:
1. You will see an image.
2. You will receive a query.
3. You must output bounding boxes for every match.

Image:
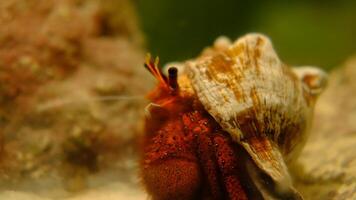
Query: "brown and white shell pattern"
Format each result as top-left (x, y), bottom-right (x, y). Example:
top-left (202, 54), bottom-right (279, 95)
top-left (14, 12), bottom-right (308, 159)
top-left (179, 33), bottom-right (327, 198)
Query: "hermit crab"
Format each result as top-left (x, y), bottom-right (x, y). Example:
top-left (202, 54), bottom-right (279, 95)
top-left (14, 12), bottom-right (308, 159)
top-left (140, 33), bottom-right (327, 200)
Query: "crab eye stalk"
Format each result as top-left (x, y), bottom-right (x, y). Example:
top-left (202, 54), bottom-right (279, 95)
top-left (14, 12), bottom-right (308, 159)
top-left (144, 54), bottom-right (180, 95)
top-left (168, 67), bottom-right (179, 91)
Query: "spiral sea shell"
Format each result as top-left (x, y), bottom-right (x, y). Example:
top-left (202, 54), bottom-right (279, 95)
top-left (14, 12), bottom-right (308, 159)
top-left (166, 33), bottom-right (327, 198)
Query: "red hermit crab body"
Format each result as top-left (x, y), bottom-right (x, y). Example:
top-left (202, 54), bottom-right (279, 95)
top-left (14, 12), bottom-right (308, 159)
top-left (140, 34), bottom-right (327, 200)
top-left (141, 56), bottom-right (249, 200)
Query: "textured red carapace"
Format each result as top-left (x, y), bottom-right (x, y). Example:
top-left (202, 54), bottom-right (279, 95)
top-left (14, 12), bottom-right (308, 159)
top-left (140, 55), bottom-right (253, 200)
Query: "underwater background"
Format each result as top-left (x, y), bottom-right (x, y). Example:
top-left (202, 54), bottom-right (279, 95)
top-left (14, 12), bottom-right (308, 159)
top-left (137, 0), bottom-right (356, 70)
top-left (0, 0), bottom-right (355, 199)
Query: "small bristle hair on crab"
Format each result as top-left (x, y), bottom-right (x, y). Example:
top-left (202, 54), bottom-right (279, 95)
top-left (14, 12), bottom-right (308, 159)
top-left (140, 33), bottom-right (327, 200)
top-left (38, 33), bottom-right (327, 200)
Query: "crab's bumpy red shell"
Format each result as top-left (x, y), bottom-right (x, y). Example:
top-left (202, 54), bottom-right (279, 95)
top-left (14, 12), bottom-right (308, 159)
top-left (186, 33), bottom-right (327, 198)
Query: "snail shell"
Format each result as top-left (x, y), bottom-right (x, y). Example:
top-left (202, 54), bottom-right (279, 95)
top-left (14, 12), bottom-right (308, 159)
top-left (178, 33), bottom-right (327, 198)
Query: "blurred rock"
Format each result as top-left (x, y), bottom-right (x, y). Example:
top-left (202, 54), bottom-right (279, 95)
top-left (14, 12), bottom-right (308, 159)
top-left (294, 55), bottom-right (356, 200)
top-left (0, 0), bottom-right (150, 198)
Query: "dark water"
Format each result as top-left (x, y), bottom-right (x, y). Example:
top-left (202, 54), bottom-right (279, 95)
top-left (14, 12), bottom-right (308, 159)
top-left (137, 0), bottom-right (356, 70)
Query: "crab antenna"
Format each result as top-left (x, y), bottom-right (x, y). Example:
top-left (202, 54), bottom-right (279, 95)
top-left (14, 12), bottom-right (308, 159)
top-left (36, 95), bottom-right (145, 112)
top-left (144, 53), bottom-right (169, 88)
top-left (144, 54), bottom-right (160, 78)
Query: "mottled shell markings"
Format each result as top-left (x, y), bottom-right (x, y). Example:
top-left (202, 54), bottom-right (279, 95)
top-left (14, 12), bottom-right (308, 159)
top-left (188, 34), bottom-right (304, 143)
top-left (186, 33), bottom-right (327, 198)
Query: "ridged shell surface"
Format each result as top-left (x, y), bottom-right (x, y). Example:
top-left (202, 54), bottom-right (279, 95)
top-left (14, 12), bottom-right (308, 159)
top-left (187, 34), bottom-right (311, 152)
top-left (186, 33), bottom-right (327, 198)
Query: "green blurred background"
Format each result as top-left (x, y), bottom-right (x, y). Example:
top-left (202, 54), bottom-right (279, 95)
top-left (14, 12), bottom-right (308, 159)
top-left (136, 0), bottom-right (356, 70)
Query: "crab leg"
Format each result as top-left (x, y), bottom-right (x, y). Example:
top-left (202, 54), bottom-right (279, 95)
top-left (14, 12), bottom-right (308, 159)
top-left (212, 133), bottom-right (248, 200)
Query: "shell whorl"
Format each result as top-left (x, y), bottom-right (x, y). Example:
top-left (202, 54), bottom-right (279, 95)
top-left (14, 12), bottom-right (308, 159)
top-left (187, 34), bottom-right (309, 148)
top-left (185, 33), bottom-right (327, 198)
